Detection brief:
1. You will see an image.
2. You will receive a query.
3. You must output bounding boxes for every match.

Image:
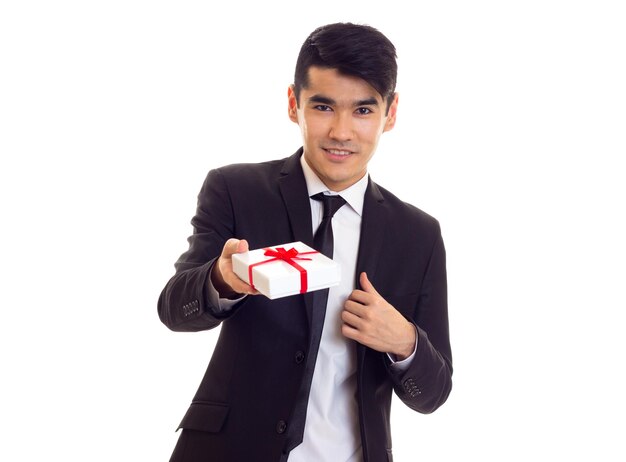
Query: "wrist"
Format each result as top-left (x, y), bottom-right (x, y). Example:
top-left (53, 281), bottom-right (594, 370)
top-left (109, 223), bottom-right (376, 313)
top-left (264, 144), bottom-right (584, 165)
top-left (394, 322), bottom-right (417, 360)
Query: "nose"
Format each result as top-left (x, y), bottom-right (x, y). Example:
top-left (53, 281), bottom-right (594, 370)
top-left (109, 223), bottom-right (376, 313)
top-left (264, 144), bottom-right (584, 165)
top-left (328, 112), bottom-right (353, 141)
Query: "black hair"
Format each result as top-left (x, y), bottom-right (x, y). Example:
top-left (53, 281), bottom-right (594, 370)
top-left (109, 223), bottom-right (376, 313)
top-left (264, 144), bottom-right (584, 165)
top-left (293, 22), bottom-right (398, 112)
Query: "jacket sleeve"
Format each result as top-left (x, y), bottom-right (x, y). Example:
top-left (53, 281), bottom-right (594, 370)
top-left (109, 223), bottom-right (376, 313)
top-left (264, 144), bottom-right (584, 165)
top-left (386, 228), bottom-right (453, 413)
top-left (157, 168), bottom-right (242, 332)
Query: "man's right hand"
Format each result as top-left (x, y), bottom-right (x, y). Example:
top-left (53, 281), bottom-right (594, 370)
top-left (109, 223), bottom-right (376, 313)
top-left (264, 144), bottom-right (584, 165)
top-left (210, 238), bottom-right (259, 299)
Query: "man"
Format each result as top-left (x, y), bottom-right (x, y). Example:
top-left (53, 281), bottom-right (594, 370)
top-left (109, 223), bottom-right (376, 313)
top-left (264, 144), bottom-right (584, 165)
top-left (158, 22), bottom-right (452, 462)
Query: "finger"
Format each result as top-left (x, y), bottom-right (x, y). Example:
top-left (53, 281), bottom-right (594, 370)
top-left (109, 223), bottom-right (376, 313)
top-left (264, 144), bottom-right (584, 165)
top-left (222, 265), bottom-right (258, 294)
top-left (347, 289), bottom-right (372, 305)
top-left (343, 299), bottom-right (368, 317)
top-left (341, 309), bottom-right (364, 329)
top-left (359, 272), bottom-right (380, 296)
top-left (341, 323), bottom-right (360, 341)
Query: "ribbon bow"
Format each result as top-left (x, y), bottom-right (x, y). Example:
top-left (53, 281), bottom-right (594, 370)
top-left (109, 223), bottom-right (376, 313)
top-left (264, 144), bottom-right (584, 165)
top-left (248, 246), bottom-right (318, 294)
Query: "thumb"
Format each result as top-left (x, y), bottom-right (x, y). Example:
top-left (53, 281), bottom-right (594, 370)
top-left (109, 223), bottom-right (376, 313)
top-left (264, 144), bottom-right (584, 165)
top-left (223, 238), bottom-right (249, 258)
top-left (359, 272), bottom-right (379, 295)
top-left (237, 239), bottom-right (250, 253)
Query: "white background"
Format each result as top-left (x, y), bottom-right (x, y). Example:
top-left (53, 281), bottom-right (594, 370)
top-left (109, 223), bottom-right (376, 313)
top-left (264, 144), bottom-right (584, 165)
top-left (1, 1), bottom-right (625, 461)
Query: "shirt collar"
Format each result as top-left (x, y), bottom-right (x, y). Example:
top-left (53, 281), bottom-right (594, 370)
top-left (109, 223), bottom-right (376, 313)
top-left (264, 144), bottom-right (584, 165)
top-left (300, 153), bottom-right (368, 217)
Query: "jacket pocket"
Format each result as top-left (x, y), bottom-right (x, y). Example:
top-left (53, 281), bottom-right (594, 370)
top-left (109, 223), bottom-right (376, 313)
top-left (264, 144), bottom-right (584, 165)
top-left (177, 401), bottom-right (229, 433)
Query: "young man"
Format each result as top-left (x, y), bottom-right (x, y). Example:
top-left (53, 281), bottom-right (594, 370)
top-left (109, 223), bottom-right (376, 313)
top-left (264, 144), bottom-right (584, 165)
top-left (159, 22), bottom-right (452, 462)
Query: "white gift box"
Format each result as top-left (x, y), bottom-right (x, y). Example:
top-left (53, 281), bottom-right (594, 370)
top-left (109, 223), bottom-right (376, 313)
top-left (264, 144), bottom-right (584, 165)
top-left (232, 241), bottom-right (341, 299)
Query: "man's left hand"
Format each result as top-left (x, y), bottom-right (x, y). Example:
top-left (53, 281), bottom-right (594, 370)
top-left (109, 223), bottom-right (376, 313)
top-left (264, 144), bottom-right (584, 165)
top-left (342, 272), bottom-right (417, 360)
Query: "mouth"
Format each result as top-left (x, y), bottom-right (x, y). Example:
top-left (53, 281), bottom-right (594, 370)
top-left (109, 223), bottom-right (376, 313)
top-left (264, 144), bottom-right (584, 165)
top-left (323, 148), bottom-right (354, 158)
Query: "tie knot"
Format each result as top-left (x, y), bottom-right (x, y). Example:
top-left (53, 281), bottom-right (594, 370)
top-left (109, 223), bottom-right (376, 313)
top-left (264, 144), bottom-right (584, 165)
top-left (312, 193), bottom-right (346, 218)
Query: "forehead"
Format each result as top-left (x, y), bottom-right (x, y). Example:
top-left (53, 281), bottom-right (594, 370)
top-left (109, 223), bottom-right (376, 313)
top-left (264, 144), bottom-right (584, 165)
top-left (302, 66), bottom-right (384, 104)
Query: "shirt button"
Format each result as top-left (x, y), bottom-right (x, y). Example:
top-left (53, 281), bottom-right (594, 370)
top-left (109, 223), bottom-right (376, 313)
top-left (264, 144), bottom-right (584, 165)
top-left (276, 420), bottom-right (287, 434)
top-left (294, 350), bottom-right (305, 364)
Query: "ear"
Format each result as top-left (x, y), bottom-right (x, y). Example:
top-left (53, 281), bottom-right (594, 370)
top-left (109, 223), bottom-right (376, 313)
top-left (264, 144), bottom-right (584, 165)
top-left (383, 93), bottom-right (399, 132)
top-left (287, 85), bottom-right (299, 123)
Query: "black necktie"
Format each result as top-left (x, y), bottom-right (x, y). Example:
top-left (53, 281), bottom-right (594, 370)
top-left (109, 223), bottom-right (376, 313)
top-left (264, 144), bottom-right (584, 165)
top-left (312, 193), bottom-right (347, 258)
top-left (282, 193), bottom-right (346, 456)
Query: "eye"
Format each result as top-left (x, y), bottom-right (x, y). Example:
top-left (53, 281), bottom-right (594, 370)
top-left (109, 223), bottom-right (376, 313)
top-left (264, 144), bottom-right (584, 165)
top-left (314, 105), bottom-right (333, 112)
top-left (356, 107), bottom-right (373, 115)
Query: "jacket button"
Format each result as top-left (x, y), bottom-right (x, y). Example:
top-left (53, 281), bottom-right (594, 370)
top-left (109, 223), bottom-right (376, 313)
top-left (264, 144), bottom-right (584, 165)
top-left (276, 420), bottom-right (287, 434)
top-left (294, 350), bottom-right (305, 364)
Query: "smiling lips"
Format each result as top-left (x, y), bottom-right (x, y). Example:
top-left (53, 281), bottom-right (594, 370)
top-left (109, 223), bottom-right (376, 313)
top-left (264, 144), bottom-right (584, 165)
top-left (324, 148), bottom-right (354, 157)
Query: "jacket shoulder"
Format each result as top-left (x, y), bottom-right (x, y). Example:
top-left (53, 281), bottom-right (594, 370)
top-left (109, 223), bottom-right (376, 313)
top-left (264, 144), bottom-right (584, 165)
top-left (212, 156), bottom-right (287, 179)
top-left (373, 181), bottom-right (441, 231)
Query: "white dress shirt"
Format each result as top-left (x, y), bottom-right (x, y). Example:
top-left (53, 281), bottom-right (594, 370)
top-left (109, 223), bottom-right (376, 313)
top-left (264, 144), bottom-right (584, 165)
top-left (288, 156), bottom-right (366, 462)
top-left (208, 155), bottom-right (415, 461)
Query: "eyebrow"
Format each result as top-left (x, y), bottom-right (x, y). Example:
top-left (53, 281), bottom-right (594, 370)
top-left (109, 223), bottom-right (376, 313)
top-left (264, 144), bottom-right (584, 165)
top-left (308, 94), bottom-right (380, 107)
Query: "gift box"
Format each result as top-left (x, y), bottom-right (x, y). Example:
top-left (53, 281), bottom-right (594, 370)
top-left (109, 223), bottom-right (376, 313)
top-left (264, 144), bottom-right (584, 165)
top-left (231, 241), bottom-right (341, 299)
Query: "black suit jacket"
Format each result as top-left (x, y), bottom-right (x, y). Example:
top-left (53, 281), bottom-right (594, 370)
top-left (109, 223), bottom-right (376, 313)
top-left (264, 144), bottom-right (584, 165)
top-left (158, 149), bottom-right (452, 462)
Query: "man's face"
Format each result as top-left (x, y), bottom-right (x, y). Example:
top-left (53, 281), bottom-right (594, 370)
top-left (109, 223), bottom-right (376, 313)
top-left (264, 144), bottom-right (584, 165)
top-left (288, 66), bottom-right (398, 192)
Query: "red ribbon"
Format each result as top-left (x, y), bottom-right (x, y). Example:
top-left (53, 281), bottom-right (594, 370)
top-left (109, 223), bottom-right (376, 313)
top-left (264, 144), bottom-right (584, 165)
top-left (248, 247), bottom-right (318, 294)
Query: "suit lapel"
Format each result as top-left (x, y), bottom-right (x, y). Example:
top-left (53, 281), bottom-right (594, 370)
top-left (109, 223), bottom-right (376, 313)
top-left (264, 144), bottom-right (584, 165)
top-left (355, 178), bottom-right (387, 288)
top-left (355, 178), bottom-right (388, 369)
top-left (277, 149), bottom-right (316, 328)
top-left (277, 148), bottom-right (314, 246)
